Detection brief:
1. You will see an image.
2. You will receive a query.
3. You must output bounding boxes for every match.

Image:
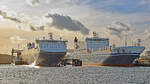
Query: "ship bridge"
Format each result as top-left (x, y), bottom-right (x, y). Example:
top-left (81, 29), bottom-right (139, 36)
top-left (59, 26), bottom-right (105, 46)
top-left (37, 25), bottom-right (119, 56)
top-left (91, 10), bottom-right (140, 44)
top-left (85, 32), bottom-right (109, 51)
top-left (36, 40), bottom-right (67, 52)
top-left (27, 33), bottom-right (68, 53)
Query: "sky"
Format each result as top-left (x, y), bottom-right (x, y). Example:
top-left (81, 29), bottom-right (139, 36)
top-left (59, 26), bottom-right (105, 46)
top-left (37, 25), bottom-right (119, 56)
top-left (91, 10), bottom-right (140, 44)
top-left (0, 0), bottom-right (150, 54)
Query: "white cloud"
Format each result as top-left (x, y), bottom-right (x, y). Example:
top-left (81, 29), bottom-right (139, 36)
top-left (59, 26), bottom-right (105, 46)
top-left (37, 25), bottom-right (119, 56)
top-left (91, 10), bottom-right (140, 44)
top-left (45, 13), bottom-right (89, 35)
top-left (138, 0), bottom-right (150, 5)
top-left (26, 0), bottom-right (40, 7)
top-left (1, 0), bottom-right (149, 32)
top-left (10, 35), bottom-right (26, 44)
top-left (107, 21), bottom-right (131, 39)
top-left (1, 0), bottom-right (150, 47)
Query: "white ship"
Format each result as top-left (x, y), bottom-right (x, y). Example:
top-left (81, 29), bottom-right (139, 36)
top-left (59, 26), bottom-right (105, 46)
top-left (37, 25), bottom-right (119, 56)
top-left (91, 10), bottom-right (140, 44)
top-left (68, 32), bottom-right (145, 66)
top-left (17, 33), bottom-right (67, 67)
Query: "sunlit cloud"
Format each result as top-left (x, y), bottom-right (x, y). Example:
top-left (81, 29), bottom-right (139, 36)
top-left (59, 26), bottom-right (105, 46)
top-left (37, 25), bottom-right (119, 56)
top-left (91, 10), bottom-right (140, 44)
top-left (45, 13), bottom-right (89, 35)
top-left (9, 35), bottom-right (26, 44)
top-left (0, 0), bottom-right (150, 51)
top-left (26, 0), bottom-right (40, 7)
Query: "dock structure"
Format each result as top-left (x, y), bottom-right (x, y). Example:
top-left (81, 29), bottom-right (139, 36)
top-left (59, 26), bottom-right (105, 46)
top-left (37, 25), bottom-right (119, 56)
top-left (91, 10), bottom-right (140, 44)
top-left (134, 58), bottom-right (150, 66)
top-left (0, 54), bottom-right (11, 64)
top-left (134, 51), bottom-right (150, 66)
top-left (11, 48), bottom-right (27, 65)
top-left (0, 48), bottom-right (23, 64)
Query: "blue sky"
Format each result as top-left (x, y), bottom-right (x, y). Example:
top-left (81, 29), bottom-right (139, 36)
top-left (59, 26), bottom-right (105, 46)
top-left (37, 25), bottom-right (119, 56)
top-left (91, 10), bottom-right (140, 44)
top-left (0, 0), bottom-right (149, 15)
top-left (82, 0), bottom-right (149, 13)
top-left (1, 0), bottom-right (149, 14)
top-left (82, 0), bottom-right (148, 13)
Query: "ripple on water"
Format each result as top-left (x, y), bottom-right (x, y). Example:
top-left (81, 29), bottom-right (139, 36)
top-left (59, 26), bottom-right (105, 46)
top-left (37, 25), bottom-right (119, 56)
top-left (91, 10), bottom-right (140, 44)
top-left (0, 65), bottom-right (150, 84)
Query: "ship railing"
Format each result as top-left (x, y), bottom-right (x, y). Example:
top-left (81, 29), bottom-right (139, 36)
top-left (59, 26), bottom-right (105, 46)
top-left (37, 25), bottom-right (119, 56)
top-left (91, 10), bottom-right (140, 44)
top-left (68, 46), bottom-right (111, 52)
top-left (69, 50), bottom-right (111, 58)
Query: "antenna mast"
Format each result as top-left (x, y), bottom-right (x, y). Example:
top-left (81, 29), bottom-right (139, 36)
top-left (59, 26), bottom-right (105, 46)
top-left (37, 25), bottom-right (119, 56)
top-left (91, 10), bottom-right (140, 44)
top-left (125, 34), bottom-right (127, 46)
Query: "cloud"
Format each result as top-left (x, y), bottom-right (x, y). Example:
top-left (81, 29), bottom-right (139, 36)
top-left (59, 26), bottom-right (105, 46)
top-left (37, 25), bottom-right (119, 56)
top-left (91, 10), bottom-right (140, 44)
top-left (138, 29), bottom-right (150, 49)
top-left (16, 23), bottom-right (45, 31)
top-left (26, 0), bottom-right (40, 6)
top-left (0, 9), bottom-right (46, 31)
top-left (30, 25), bottom-right (45, 31)
top-left (138, 0), bottom-right (150, 5)
top-left (107, 21), bottom-right (131, 39)
top-left (142, 29), bottom-right (150, 41)
top-left (45, 13), bottom-right (90, 35)
top-left (1, 0), bottom-right (150, 37)
top-left (0, 9), bottom-right (22, 23)
top-left (139, 0), bottom-right (147, 5)
top-left (0, 8), bottom-right (89, 35)
top-left (10, 35), bottom-right (26, 44)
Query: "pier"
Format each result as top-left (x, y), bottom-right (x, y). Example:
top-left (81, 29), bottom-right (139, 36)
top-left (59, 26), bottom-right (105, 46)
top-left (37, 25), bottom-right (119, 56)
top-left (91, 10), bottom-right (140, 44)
top-left (0, 54), bottom-right (11, 64)
top-left (11, 48), bottom-right (27, 65)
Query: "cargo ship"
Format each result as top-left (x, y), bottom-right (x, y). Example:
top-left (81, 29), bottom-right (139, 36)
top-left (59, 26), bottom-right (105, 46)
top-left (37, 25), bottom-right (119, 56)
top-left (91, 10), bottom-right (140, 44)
top-left (67, 32), bottom-right (145, 66)
top-left (16, 33), bottom-right (67, 67)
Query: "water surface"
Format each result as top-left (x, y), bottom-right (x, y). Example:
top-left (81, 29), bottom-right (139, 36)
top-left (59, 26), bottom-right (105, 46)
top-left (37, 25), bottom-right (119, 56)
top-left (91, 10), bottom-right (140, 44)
top-left (0, 65), bottom-right (149, 84)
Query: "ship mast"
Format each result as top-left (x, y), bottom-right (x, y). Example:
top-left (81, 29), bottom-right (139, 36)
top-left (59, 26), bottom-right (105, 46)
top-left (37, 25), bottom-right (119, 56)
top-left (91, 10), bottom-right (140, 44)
top-left (137, 39), bottom-right (141, 46)
top-left (125, 34), bottom-right (127, 46)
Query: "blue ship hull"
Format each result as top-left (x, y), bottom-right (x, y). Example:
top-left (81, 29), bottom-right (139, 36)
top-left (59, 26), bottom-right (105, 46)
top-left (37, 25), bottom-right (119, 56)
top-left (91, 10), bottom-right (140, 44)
top-left (84, 53), bottom-right (140, 66)
top-left (68, 46), bottom-right (145, 66)
top-left (20, 49), bottom-right (66, 67)
top-left (36, 52), bottom-right (66, 67)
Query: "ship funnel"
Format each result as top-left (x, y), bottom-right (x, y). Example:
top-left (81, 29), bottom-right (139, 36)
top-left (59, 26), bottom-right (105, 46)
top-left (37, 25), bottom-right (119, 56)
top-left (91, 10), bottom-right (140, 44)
top-left (74, 37), bottom-right (79, 49)
top-left (60, 37), bottom-right (62, 40)
top-left (137, 39), bottom-right (141, 46)
top-left (74, 37), bottom-right (78, 43)
top-left (93, 32), bottom-right (98, 38)
top-left (43, 36), bottom-right (45, 40)
top-left (48, 33), bottom-right (53, 40)
top-left (112, 44), bottom-right (116, 49)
